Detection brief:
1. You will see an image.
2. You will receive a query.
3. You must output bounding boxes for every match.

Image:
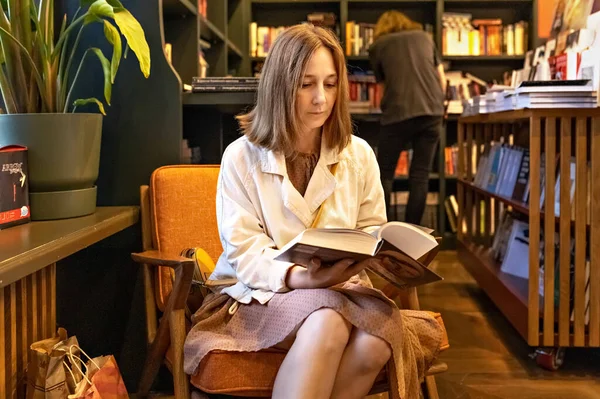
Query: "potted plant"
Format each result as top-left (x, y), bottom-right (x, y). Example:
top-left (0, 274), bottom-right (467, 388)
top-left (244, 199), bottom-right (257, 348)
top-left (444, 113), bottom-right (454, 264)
top-left (0, 0), bottom-right (150, 220)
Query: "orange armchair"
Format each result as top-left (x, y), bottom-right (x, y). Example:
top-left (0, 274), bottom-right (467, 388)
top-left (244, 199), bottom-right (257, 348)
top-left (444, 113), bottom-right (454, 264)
top-left (131, 165), bottom-right (448, 399)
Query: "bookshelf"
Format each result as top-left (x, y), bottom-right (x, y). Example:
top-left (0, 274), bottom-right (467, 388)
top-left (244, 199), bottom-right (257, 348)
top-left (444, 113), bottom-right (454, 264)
top-left (456, 109), bottom-right (600, 369)
top-left (159, 0), bottom-right (540, 244)
top-left (241, 0), bottom-right (538, 81)
top-left (162, 0), bottom-right (246, 82)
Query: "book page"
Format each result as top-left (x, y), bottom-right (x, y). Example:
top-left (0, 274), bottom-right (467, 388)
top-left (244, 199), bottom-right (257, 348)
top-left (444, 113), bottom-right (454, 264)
top-left (376, 222), bottom-right (438, 260)
top-left (368, 249), bottom-right (443, 289)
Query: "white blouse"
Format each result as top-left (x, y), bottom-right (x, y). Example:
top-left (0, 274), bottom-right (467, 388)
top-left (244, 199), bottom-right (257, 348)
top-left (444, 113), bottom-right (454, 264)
top-left (208, 134), bottom-right (387, 304)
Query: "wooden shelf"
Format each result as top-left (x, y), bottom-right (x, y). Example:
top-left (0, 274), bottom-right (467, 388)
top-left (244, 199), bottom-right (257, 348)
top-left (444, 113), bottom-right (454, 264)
top-left (457, 109), bottom-right (600, 348)
top-left (444, 55), bottom-right (525, 62)
top-left (459, 108), bottom-right (600, 123)
top-left (163, 0), bottom-right (197, 17)
top-left (457, 239), bottom-right (587, 343)
top-left (395, 173), bottom-right (456, 181)
top-left (445, 0), bottom-right (532, 4)
top-left (459, 178), bottom-right (530, 215)
top-left (199, 15), bottom-right (226, 43)
top-left (458, 178), bottom-right (590, 234)
top-left (227, 40), bottom-right (243, 58)
top-left (251, 0), bottom-right (335, 3)
top-left (348, 0), bottom-right (436, 3)
top-left (457, 238), bottom-right (530, 339)
top-left (0, 207), bottom-right (139, 288)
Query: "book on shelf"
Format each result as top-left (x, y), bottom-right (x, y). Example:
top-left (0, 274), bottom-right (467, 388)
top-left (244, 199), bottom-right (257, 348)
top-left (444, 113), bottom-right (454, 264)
top-left (345, 21), bottom-right (375, 56)
top-left (444, 195), bottom-right (459, 233)
top-left (470, 138), bottom-right (592, 225)
top-left (197, 0), bottom-right (207, 17)
top-left (442, 13), bottom-right (527, 56)
top-left (274, 222), bottom-right (443, 289)
top-left (393, 146), bottom-right (458, 177)
top-left (445, 71), bottom-right (488, 115)
top-left (472, 142), bottom-right (535, 203)
top-left (491, 210), bottom-right (592, 324)
top-left (250, 13), bottom-right (339, 58)
top-left (348, 73), bottom-right (381, 113)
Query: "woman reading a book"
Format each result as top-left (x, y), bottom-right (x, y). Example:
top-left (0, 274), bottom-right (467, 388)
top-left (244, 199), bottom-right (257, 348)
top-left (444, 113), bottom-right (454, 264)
top-left (368, 11), bottom-right (446, 223)
top-left (183, 24), bottom-right (444, 399)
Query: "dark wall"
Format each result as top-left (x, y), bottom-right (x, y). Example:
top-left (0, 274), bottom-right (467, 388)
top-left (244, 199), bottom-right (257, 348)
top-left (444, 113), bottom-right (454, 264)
top-left (54, 0), bottom-right (182, 392)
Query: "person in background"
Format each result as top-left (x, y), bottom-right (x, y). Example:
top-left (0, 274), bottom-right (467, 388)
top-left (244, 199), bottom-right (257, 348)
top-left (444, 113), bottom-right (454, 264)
top-left (368, 10), bottom-right (446, 224)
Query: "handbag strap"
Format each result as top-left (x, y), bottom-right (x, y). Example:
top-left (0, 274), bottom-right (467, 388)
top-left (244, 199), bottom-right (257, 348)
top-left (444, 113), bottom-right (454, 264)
top-left (310, 162), bottom-right (338, 229)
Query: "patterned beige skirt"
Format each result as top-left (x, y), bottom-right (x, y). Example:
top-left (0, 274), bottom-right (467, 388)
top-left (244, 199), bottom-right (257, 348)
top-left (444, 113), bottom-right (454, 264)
top-left (183, 281), bottom-right (444, 399)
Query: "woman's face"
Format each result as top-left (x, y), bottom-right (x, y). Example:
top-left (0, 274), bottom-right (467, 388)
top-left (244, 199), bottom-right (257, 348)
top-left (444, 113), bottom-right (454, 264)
top-left (296, 46), bottom-right (338, 137)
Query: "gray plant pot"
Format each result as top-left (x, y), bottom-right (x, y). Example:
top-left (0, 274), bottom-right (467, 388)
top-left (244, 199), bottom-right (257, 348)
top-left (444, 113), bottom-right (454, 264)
top-left (0, 113), bottom-right (102, 220)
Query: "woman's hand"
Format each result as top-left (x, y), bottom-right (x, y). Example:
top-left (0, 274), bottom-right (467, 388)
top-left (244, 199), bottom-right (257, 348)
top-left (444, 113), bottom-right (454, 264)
top-left (286, 257), bottom-right (377, 289)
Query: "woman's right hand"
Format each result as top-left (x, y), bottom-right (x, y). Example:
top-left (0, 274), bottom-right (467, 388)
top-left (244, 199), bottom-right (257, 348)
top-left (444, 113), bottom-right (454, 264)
top-left (286, 257), bottom-right (376, 289)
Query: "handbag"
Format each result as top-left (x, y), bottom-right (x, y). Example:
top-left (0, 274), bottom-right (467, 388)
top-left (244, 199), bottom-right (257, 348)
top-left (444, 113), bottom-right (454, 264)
top-left (26, 328), bottom-right (83, 399)
top-left (64, 345), bottom-right (129, 399)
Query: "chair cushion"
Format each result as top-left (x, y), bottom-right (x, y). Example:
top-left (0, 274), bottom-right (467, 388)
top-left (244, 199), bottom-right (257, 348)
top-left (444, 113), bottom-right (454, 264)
top-left (150, 165), bottom-right (222, 311)
top-left (188, 311), bottom-right (449, 396)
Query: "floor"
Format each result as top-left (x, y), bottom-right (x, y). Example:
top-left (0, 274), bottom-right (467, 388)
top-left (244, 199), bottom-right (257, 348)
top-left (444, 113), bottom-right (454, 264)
top-left (400, 251), bottom-right (600, 399)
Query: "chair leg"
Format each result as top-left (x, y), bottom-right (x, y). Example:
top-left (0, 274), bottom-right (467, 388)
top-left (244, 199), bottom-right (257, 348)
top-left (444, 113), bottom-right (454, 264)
top-left (422, 375), bottom-right (440, 399)
top-left (138, 313), bottom-right (173, 396)
top-left (170, 308), bottom-right (191, 399)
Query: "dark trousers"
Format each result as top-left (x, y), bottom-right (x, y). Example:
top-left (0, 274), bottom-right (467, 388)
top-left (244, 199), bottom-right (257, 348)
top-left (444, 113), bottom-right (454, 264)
top-left (377, 115), bottom-right (442, 224)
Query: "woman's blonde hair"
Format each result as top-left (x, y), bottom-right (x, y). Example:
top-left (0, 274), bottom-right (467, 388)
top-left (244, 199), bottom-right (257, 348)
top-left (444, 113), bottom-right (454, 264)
top-left (236, 24), bottom-right (351, 157)
top-left (374, 10), bottom-right (423, 41)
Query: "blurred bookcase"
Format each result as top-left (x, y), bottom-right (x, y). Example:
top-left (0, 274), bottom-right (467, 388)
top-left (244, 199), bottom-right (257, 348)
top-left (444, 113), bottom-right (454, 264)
top-left (161, 0), bottom-right (539, 245)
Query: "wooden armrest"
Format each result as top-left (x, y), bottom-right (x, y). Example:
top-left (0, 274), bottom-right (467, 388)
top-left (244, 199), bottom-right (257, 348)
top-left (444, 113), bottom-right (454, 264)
top-left (131, 250), bottom-right (195, 268)
top-left (132, 250), bottom-right (238, 287)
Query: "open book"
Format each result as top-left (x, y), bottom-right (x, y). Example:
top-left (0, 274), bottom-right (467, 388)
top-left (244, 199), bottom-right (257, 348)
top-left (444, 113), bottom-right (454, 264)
top-left (274, 222), bottom-right (443, 289)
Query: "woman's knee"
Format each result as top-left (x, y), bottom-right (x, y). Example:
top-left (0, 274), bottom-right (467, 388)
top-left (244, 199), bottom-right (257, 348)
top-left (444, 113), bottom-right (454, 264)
top-left (352, 330), bottom-right (392, 373)
top-left (297, 308), bottom-right (352, 350)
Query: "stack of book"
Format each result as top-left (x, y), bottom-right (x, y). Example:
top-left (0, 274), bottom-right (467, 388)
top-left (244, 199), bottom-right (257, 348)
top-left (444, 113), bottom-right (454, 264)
top-left (191, 77), bottom-right (259, 93)
top-left (464, 80), bottom-right (598, 115)
top-left (511, 80), bottom-right (597, 109)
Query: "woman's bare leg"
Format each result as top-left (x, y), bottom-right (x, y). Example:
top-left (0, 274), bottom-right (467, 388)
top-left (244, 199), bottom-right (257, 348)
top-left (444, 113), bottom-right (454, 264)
top-left (272, 308), bottom-right (352, 399)
top-left (330, 329), bottom-right (392, 399)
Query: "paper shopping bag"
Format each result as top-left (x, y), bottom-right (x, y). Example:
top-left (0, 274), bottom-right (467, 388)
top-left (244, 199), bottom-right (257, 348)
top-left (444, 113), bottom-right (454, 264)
top-left (26, 328), bottom-right (83, 399)
top-left (68, 353), bottom-right (129, 399)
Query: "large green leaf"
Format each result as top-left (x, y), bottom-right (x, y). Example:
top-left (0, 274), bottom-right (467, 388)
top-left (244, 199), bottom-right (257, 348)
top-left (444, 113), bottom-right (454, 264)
top-left (103, 20), bottom-right (121, 83)
top-left (73, 97), bottom-right (105, 115)
top-left (90, 47), bottom-right (111, 105)
top-left (113, 8), bottom-right (150, 78)
top-left (84, 0), bottom-right (114, 25)
top-left (0, 26), bottom-right (48, 110)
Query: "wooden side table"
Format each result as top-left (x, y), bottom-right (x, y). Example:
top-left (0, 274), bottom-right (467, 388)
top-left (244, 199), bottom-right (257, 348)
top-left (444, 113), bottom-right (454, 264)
top-left (0, 206), bottom-right (140, 398)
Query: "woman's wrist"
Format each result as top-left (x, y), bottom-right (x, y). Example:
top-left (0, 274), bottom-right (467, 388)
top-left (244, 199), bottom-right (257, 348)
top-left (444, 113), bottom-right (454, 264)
top-left (285, 265), bottom-right (309, 289)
